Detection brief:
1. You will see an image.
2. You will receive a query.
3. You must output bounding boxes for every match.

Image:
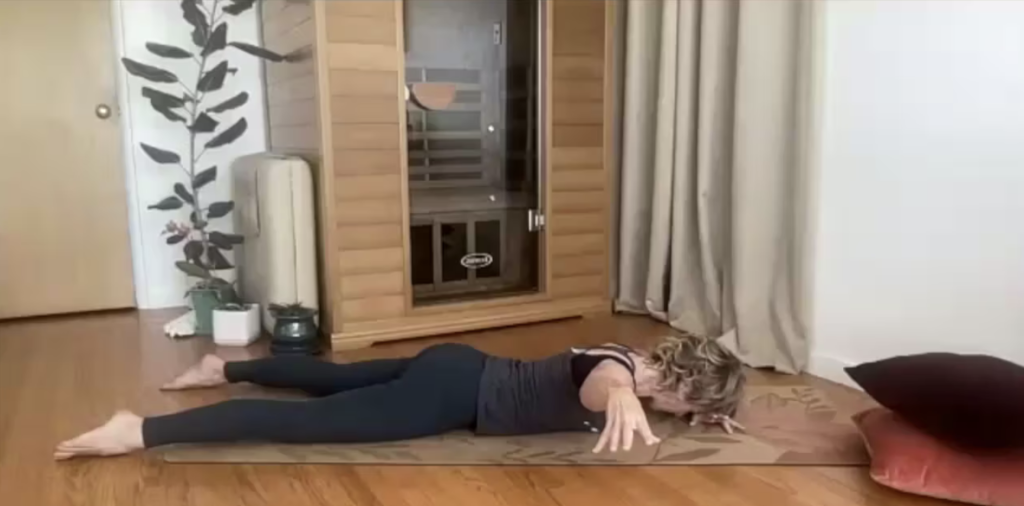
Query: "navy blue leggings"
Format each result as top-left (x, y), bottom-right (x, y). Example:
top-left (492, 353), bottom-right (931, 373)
top-left (141, 343), bottom-right (487, 447)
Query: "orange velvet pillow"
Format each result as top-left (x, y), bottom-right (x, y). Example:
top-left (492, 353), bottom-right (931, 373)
top-left (854, 408), bottom-right (1024, 506)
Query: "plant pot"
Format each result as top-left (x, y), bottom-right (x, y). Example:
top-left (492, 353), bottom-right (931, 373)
top-left (189, 285), bottom-right (235, 335)
top-left (270, 310), bottom-right (321, 356)
top-left (213, 304), bottom-right (261, 347)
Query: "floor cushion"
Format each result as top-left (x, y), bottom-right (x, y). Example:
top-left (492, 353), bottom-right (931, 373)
top-left (845, 353), bottom-right (1024, 449)
top-left (854, 408), bottom-right (1024, 506)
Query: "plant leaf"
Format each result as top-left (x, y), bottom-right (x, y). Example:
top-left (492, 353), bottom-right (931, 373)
top-left (229, 42), bottom-right (285, 62)
top-left (209, 231), bottom-right (244, 250)
top-left (184, 240), bottom-right (204, 263)
top-left (121, 58), bottom-right (178, 83)
top-left (206, 92), bottom-right (248, 114)
top-left (175, 260), bottom-right (211, 278)
top-left (181, 0), bottom-right (209, 48)
top-left (191, 113), bottom-right (219, 133)
top-left (197, 61), bottom-right (229, 92)
top-left (193, 166), bottom-right (217, 189)
top-left (202, 23), bottom-right (228, 57)
top-left (166, 233), bottom-right (187, 245)
top-left (173, 183), bottom-right (194, 205)
top-left (141, 86), bottom-right (185, 109)
top-left (206, 245), bottom-right (233, 270)
top-left (223, 0), bottom-right (257, 15)
top-left (204, 118), bottom-right (247, 149)
top-left (151, 102), bottom-right (186, 123)
top-left (140, 143), bottom-right (181, 164)
top-left (146, 42), bottom-right (193, 59)
top-left (148, 196), bottom-right (184, 211)
top-left (207, 201), bottom-right (235, 219)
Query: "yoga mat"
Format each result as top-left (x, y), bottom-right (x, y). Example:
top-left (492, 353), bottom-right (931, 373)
top-left (162, 383), bottom-right (874, 466)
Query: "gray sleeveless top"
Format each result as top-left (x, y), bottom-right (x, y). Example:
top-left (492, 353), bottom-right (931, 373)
top-left (474, 348), bottom-right (630, 436)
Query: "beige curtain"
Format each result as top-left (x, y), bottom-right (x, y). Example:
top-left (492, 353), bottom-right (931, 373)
top-left (615, 0), bottom-right (812, 373)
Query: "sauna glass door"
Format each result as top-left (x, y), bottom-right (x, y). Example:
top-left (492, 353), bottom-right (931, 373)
top-left (405, 0), bottom-right (541, 306)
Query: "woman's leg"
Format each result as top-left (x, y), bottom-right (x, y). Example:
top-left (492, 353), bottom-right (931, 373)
top-left (161, 354), bottom-right (411, 397)
top-left (54, 343), bottom-right (487, 459)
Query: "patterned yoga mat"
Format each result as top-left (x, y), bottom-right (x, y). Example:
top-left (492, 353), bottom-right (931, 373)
top-left (162, 377), bottom-right (875, 466)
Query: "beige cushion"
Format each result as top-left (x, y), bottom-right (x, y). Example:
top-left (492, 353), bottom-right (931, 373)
top-left (231, 153), bottom-right (318, 333)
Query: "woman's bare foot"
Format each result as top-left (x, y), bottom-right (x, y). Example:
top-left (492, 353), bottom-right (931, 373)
top-left (54, 411), bottom-right (145, 460)
top-left (160, 354), bottom-right (227, 390)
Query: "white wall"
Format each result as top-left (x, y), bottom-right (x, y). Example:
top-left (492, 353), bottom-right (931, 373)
top-left (808, 0), bottom-right (1024, 384)
top-left (114, 0), bottom-right (267, 308)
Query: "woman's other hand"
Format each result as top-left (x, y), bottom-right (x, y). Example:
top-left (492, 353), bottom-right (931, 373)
top-left (592, 387), bottom-right (660, 453)
top-left (689, 412), bottom-right (745, 434)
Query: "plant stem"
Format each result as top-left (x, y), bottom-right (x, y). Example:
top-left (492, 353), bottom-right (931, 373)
top-left (189, 0), bottom-right (221, 271)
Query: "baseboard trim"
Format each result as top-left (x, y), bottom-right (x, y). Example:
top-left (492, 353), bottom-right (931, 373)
top-left (807, 352), bottom-right (861, 390)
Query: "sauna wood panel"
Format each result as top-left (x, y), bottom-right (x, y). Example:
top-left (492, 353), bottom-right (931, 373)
top-left (338, 224), bottom-right (404, 251)
top-left (331, 97), bottom-right (401, 124)
top-left (551, 275), bottom-right (605, 298)
top-left (553, 57), bottom-right (604, 80)
top-left (551, 147), bottom-right (603, 167)
top-left (335, 199), bottom-right (403, 225)
top-left (339, 248), bottom-right (405, 276)
top-left (334, 149), bottom-right (402, 175)
top-left (550, 212), bottom-right (605, 236)
top-left (326, 14), bottom-right (396, 45)
top-left (270, 125), bottom-right (319, 151)
top-left (264, 19), bottom-right (314, 56)
top-left (329, 70), bottom-right (400, 97)
top-left (268, 99), bottom-right (317, 128)
top-left (327, 43), bottom-right (399, 71)
top-left (335, 174), bottom-right (402, 201)
top-left (553, 101), bottom-right (603, 125)
top-left (552, 0), bottom-right (604, 56)
top-left (266, 56), bottom-right (315, 85)
top-left (267, 75), bottom-right (317, 105)
top-left (551, 191), bottom-right (605, 212)
top-left (325, 0), bottom-right (396, 19)
top-left (332, 124), bottom-right (401, 150)
top-left (552, 234), bottom-right (606, 257)
top-left (341, 272), bottom-right (405, 299)
top-left (263, 1), bottom-right (313, 37)
top-left (551, 254), bottom-right (605, 277)
top-left (342, 295), bottom-right (406, 322)
top-left (551, 169), bottom-right (604, 192)
top-left (553, 125), bottom-right (603, 148)
top-left (553, 80), bottom-right (603, 102)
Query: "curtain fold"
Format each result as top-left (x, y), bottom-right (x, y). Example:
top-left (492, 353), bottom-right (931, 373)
top-left (615, 0), bottom-right (810, 374)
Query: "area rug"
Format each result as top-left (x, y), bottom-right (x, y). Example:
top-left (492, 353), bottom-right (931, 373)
top-left (162, 380), bottom-right (874, 466)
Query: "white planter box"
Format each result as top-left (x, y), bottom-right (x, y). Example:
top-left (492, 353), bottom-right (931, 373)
top-left (213, 304), bottom-right (261, 347)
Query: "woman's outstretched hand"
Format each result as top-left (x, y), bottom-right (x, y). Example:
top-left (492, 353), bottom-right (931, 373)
top-left (689, 412), bottom-right (746, 434)
top-left (593, 387), bottom-right (661, 453)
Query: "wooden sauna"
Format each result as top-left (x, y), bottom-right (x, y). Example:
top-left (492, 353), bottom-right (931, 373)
top-left (259, 0), bottom-right (615, 349)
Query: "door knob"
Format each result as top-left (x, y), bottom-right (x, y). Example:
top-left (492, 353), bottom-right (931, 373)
top-left (95, 104), bottom-right (112, 119)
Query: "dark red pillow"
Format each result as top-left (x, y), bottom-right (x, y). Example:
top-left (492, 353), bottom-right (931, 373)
top-left (854, 408), bottom-right (1024, 506)
top-left (845, 353), bottom-right (1024, 449)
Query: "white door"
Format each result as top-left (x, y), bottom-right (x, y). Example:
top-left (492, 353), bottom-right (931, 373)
top-left (0, 0), bottom-right (135, 319)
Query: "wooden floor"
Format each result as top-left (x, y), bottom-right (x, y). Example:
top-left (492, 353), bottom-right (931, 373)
top-left (0, 310), bottom-right (943, 506)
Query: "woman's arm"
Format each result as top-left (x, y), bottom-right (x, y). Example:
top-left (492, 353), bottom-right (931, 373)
top-left (578, 359), bottom-right (634, 412)
top-left (578, 359), bottom-right (659, 452)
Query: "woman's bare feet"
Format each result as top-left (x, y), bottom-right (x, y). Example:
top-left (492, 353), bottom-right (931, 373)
top-left (54, 411), bottom-right (145, 460)
top-left (160, 354), bottom-right (227, 390)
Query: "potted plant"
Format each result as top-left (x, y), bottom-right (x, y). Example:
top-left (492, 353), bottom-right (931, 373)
top-left (121, 0), bottom-right (284, 334)
top-left (268, 303), bottom-right (320, 355)
top-left (213, 302), bottom-right (261, 346)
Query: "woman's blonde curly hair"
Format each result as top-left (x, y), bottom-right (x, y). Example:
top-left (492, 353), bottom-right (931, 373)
top-left (647, 333), bottom-right (745, 417)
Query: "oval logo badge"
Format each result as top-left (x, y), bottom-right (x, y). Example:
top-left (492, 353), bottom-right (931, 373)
top-left (460, 252), bottom-right (493, 269)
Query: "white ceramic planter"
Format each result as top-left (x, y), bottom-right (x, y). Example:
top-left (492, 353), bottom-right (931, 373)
top-left (212, 303), bottom-right (261, 347)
